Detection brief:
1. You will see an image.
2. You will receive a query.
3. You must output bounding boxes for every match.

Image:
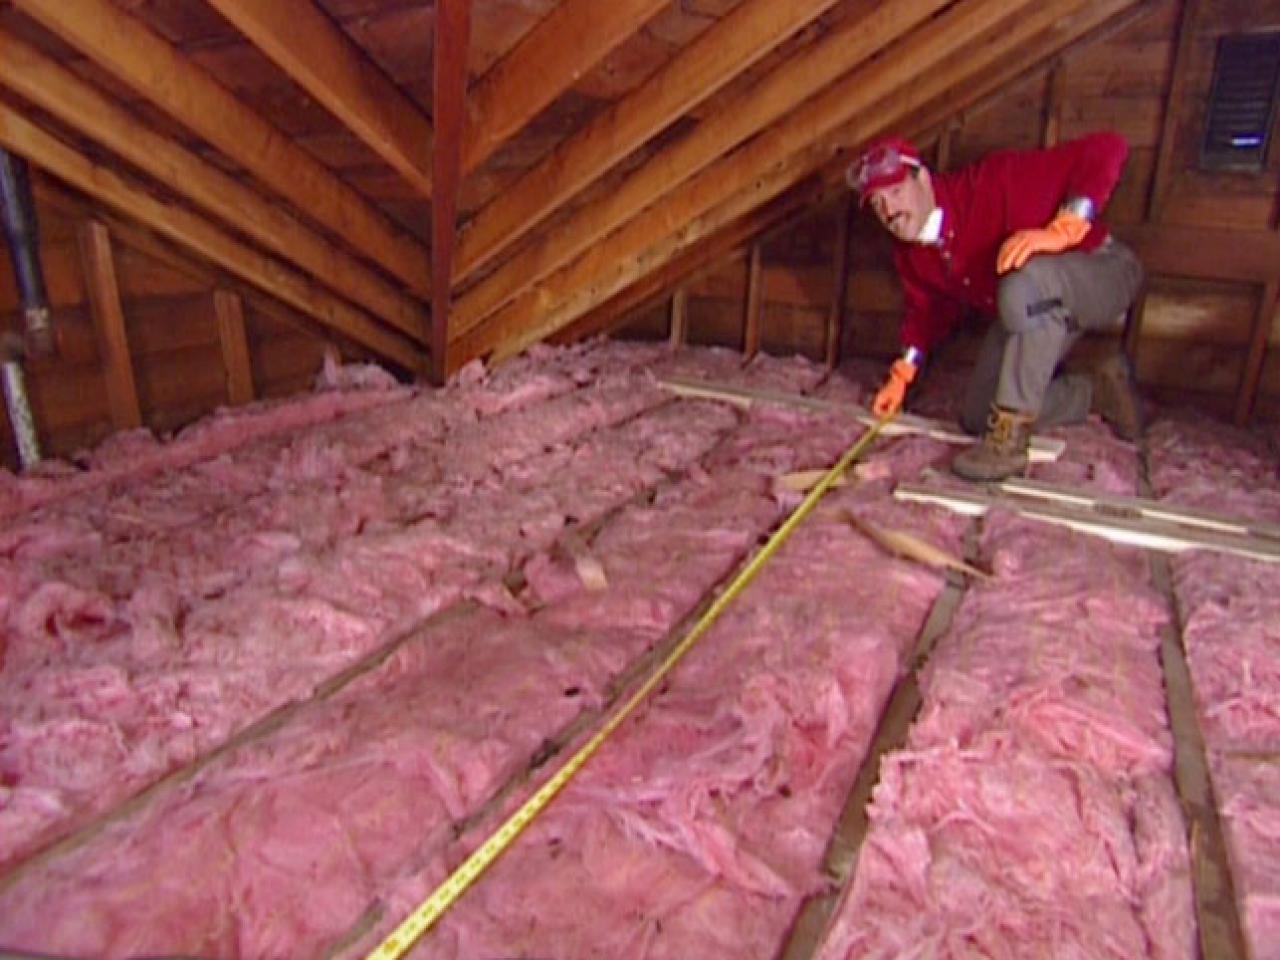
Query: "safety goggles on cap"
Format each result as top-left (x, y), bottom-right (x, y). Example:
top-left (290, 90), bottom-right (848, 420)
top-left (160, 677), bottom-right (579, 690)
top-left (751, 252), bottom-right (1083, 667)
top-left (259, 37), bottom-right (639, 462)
top-left (847, 141), bottom-right (922, 200)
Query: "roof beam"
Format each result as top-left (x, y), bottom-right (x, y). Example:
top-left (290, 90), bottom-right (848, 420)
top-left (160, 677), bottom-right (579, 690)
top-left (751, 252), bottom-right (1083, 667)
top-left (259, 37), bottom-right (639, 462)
top-left (0, 30), bottom-right (427, 344)
top-left (0, 103), bottom-right (423, 371)
top-left (10, 0), bottom-right (431, 298)
top-left (430, 0), bottom-right (472, 383)
top-left (455, 0), bottom-right (844, 282)
top-left (456, 0), bottom-right (1132, 365)
top-left (203, 0), bottom-right (434, 198)
top-left (450, 0), bottom-right (950, 339)
top-left (462, 0), bottom-right (668, 175)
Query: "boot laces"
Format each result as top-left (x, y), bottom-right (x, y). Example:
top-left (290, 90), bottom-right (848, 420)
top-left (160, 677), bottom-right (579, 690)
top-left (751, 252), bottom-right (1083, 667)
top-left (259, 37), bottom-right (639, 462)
top-left (984, 410), bottom-right (1022, 453)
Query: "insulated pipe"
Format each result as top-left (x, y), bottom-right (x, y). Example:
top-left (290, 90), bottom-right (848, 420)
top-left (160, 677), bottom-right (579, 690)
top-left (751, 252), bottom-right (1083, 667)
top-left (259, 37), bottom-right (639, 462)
top-left (0, 149), bottom-right (55, 357)
top-left (1, 331), bottom-right (40, 468)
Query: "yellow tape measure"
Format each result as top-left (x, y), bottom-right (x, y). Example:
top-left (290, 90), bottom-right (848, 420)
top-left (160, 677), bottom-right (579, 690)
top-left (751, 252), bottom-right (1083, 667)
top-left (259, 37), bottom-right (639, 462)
top-left (365, 415), bottom-right (894, 960)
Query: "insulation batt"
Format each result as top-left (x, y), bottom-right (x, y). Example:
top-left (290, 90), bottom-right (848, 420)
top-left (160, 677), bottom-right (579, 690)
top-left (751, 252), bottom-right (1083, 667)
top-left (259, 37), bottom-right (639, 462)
top-left (819, 415), bottom-right (1195, 960)
top-left (1147, 412), bottom-right (1280, 960)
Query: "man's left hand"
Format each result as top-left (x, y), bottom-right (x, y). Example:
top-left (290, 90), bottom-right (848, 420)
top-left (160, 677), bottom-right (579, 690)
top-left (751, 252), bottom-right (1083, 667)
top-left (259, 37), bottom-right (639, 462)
top-left (997, 210), bottom-right (1090, 274)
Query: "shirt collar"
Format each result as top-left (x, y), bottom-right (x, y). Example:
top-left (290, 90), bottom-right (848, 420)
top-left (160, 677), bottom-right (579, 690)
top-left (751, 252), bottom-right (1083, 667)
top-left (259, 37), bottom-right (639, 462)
top-left (914, 206), bottom-right (944, 245)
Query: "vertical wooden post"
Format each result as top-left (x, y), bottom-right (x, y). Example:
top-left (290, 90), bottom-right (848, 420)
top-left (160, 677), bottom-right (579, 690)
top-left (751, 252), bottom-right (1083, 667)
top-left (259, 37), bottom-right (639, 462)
top-left (430, 0), bottom-right (473, 383)
top-left (669, 285), bottom-right (688, 349)
top-left (1234, 280), bottom-right (1279, 426)
top-left (1147, 0), bottom-right (1202, 223)
top-left (934, 118), bottom-right (959, 173)
top-left (825, 195), bottom-right (854, 368)
top-left (77, 219), bottom-right (142, 429)
top-left (1041, 61), bottom-right (1065, 147)
top-left (742, 241), bottom-right (764, 360)
top-left (213, 288), bottom-right (255, 406)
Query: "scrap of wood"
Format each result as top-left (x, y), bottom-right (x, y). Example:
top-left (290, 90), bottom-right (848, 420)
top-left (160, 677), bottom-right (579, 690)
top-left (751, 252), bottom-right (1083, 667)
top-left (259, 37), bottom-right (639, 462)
top-left (895, 481), bottom-right (1280, 564)
top-left (774, 468), bottom-right (848, 494)
top-left (657, 376), bottom-right (1066, 462)
top-left (841, 510), bottom-right (991, 580)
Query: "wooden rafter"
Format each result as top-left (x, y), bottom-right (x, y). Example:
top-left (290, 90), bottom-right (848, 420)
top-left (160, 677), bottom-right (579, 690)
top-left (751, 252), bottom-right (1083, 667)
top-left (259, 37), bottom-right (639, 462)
top-left (10, 0), bottom-right (432, 298)
top-left (0, 104), bottom-right (423, 370)
top-left (430, 0), bottom-right (472, 383)
top-left (77, 221), bottom-right (143, 430)
top-left (203, 0), bottom-right (434, 197)
top-left (462, 0), bottom-right (668, 175)
top-left (0, 30), bottom-right (427, 344)
top-left (450, 0), bottom-right (950, 341)
top-left (455, 0), bottom-right (1094, 365)
top-left (213, 289), bottom-right (256, 407)
top-left (455, 0), bottom-right (845, 282)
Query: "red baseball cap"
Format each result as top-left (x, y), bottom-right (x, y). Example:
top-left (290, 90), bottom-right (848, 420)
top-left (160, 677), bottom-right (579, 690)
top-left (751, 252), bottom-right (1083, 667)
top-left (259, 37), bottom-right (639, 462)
top-left (847, 136), bottom-right (922, 202)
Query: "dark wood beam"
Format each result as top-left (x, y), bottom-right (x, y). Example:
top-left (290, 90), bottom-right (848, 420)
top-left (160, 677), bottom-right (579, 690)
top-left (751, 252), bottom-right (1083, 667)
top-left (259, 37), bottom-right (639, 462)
top-left (825, 195), bottom-right (855, 368)
top-left (430, 0), bottom-right (472, 383)
top-left (1147, 0), bottom-right (1205, 222)
top-left (742, 242), bottom-right (764, 360)
top-left (77, 220), bottom-right (142, 430)
top-left (669, 286), bottom-right (688, 350)
top-left (1235, 281), bottom-right (1279, 425)
top-left (213, 289), bottom-right (256, 407)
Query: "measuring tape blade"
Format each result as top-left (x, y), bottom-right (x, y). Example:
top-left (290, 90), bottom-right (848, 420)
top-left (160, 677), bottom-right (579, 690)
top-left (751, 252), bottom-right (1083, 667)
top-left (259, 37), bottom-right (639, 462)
top-left (365, 415), bottom-right (894, 960)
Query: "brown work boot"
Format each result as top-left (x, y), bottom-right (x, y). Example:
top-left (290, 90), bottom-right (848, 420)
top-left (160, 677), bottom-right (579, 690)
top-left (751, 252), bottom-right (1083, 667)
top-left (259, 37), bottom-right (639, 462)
top-left (1091, 352), bottom-right (1143, 441)
top-left (952, 406), bottom-right (1034, 481)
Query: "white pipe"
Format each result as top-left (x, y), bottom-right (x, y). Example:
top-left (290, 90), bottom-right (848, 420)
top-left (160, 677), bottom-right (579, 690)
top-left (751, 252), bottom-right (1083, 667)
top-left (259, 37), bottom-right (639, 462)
top-left (2, 357), bottom-right (41, 469)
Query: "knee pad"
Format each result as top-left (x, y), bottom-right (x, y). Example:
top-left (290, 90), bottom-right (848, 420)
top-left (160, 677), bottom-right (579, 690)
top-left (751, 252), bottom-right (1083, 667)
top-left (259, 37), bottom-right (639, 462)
top-left (997, 260), bottom-right (1065, 334)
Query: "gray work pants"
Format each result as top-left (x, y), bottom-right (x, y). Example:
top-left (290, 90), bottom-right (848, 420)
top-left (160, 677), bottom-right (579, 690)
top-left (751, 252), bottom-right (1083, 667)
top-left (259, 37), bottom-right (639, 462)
top-left (959, 239), bottom-right (1144, 435)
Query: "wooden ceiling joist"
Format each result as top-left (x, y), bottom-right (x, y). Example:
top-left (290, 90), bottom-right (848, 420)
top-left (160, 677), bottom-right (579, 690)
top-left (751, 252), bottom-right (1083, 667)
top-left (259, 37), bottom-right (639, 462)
top-left (0, 103), bottom-right (423, 371)
top-left (0, 31), bottom-right (427, 344)
top-left (430, 0), bottom-right (472, 382)
top-left (461, 0), bottom-right (669, 175)
top-left (10, 0), bottom-right (432, 298)
top-left (454, 0), bottom-right (845, 283)
top-left (202, 0), bottom-right (435, 198)
top-left (466, 0), bottom-right (1147, 366)
top-left (450, 0), bottom-right (951, 341)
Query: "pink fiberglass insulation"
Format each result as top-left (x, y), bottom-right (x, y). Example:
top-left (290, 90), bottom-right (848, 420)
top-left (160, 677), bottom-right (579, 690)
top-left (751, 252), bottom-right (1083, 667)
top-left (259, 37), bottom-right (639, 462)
top-left (0, 343), bottom-right (688, 868)
top-left (0, 345), bottom-right (938, 958)
top-left (819, 419), bottom-right (1195, 960)
top-left (340, 426), bottom-right (968, 958)
top-left (1146, 413), bottom-right (1280, 958)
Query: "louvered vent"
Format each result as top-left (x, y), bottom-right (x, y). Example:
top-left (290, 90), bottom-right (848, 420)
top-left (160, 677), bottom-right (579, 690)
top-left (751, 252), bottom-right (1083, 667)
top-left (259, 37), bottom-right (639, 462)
top-left (1200, 31), bottom-right (1280, 170)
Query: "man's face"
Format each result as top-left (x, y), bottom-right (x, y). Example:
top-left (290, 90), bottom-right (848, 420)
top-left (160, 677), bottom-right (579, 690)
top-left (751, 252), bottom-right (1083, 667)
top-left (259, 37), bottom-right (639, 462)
top-left (868, 170), bottom-right (934, 242)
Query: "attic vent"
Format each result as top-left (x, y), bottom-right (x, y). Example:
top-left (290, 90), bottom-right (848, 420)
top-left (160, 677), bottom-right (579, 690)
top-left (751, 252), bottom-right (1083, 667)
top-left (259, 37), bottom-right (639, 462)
top-left (1200, 31), bottom-right (1280, 171)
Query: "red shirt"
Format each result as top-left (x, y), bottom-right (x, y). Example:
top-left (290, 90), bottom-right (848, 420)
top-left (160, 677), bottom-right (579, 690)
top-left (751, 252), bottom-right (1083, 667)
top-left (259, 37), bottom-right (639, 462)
top-left (892, 132), bottom-right (1130, 354)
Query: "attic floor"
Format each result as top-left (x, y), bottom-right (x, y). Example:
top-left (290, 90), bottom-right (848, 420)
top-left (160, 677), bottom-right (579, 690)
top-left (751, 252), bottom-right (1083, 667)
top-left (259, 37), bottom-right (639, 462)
top-left (0, 341), bottom-right (1276, 959)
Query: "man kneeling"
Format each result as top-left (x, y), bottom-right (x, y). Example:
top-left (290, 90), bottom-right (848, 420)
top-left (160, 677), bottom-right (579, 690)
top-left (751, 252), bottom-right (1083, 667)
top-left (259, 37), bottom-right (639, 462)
top-left (849, 131), bottom-right (1145, 481)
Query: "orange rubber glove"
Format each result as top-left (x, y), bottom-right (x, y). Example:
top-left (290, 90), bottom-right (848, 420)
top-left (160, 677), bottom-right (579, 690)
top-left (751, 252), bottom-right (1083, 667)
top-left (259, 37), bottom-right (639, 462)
top-left (872, 358), bottom-right (918, 418)
top-left (996, 210), bottom-right (1091, 274)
